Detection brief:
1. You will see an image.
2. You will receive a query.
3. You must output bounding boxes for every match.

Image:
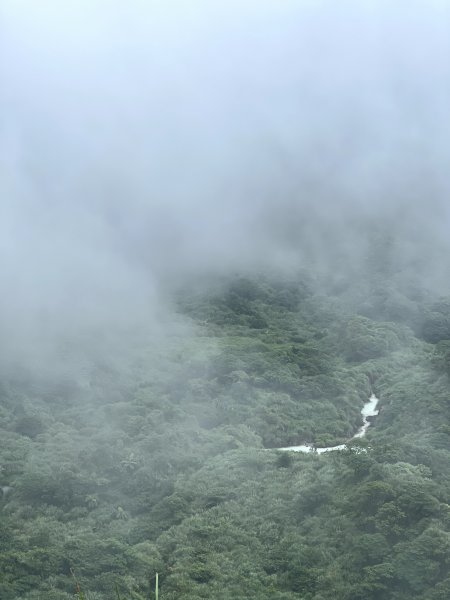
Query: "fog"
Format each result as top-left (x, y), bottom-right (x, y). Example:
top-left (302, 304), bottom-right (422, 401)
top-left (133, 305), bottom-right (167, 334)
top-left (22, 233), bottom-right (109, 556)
top-left (1, 0), bottom-right (450, 370)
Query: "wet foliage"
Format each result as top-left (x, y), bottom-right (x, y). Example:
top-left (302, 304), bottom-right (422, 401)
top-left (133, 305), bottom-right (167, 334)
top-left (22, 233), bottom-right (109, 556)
top-left (1, 271), bottom-right (450, 599)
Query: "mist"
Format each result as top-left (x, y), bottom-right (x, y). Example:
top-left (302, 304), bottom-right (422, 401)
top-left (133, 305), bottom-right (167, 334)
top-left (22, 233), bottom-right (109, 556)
top-left (2, 0), bottom-right (450, 370)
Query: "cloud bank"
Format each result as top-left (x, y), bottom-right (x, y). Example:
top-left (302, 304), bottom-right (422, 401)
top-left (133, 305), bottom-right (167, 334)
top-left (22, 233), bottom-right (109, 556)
top-left (1, 1), bottom-right (450, 368)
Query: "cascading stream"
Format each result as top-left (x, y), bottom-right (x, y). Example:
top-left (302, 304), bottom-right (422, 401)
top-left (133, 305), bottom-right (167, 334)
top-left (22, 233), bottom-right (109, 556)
top-left (277, 394), bottom-right (379, 453)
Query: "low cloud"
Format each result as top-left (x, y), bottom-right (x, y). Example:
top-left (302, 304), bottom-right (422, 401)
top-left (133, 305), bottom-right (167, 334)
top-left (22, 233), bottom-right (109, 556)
top-left (1, 1), bottom-right (450, 370)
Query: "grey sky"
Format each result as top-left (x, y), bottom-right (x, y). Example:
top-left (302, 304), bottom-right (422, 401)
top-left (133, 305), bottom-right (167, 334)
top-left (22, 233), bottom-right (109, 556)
top-left (1, 1), bottom-right (450, 368)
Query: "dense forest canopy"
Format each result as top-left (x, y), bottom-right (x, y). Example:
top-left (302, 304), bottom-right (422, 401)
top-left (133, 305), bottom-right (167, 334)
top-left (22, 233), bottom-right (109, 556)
top-left (1, 1), bottom-right (450, 599)
top-left (1, 267), bottom-right (450, 599)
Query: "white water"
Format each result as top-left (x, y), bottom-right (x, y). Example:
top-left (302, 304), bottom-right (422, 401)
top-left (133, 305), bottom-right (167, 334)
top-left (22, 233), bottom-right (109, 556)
top-left (277, 394), bottom-right (379, 453)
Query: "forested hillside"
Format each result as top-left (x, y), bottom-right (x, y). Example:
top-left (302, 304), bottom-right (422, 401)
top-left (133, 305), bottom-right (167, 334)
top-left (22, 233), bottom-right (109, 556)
top-left (1, 265), bottom-right (450, 600)
top-left (3, 4), bottom-right (450, 598)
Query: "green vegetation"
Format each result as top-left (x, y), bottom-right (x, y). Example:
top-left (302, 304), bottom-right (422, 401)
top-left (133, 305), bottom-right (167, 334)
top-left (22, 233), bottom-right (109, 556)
top-left (1, 267), bottom-right (450, 599)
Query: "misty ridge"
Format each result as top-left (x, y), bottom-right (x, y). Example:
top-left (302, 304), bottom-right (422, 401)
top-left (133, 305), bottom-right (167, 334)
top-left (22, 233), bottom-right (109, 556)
top-left (3, 5), bottom-right (450, 600)
top-left (1, 0), bottom-right (450, 372)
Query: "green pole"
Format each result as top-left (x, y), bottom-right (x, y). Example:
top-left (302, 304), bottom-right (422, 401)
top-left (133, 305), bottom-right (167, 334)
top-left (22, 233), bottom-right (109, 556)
top-left (155, 573), bottom-right (159, 600)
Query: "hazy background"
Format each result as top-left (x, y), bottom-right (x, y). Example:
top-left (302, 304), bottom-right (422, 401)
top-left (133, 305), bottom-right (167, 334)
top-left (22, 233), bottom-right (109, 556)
top-left (1, 0), bottom-right (450, 370)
